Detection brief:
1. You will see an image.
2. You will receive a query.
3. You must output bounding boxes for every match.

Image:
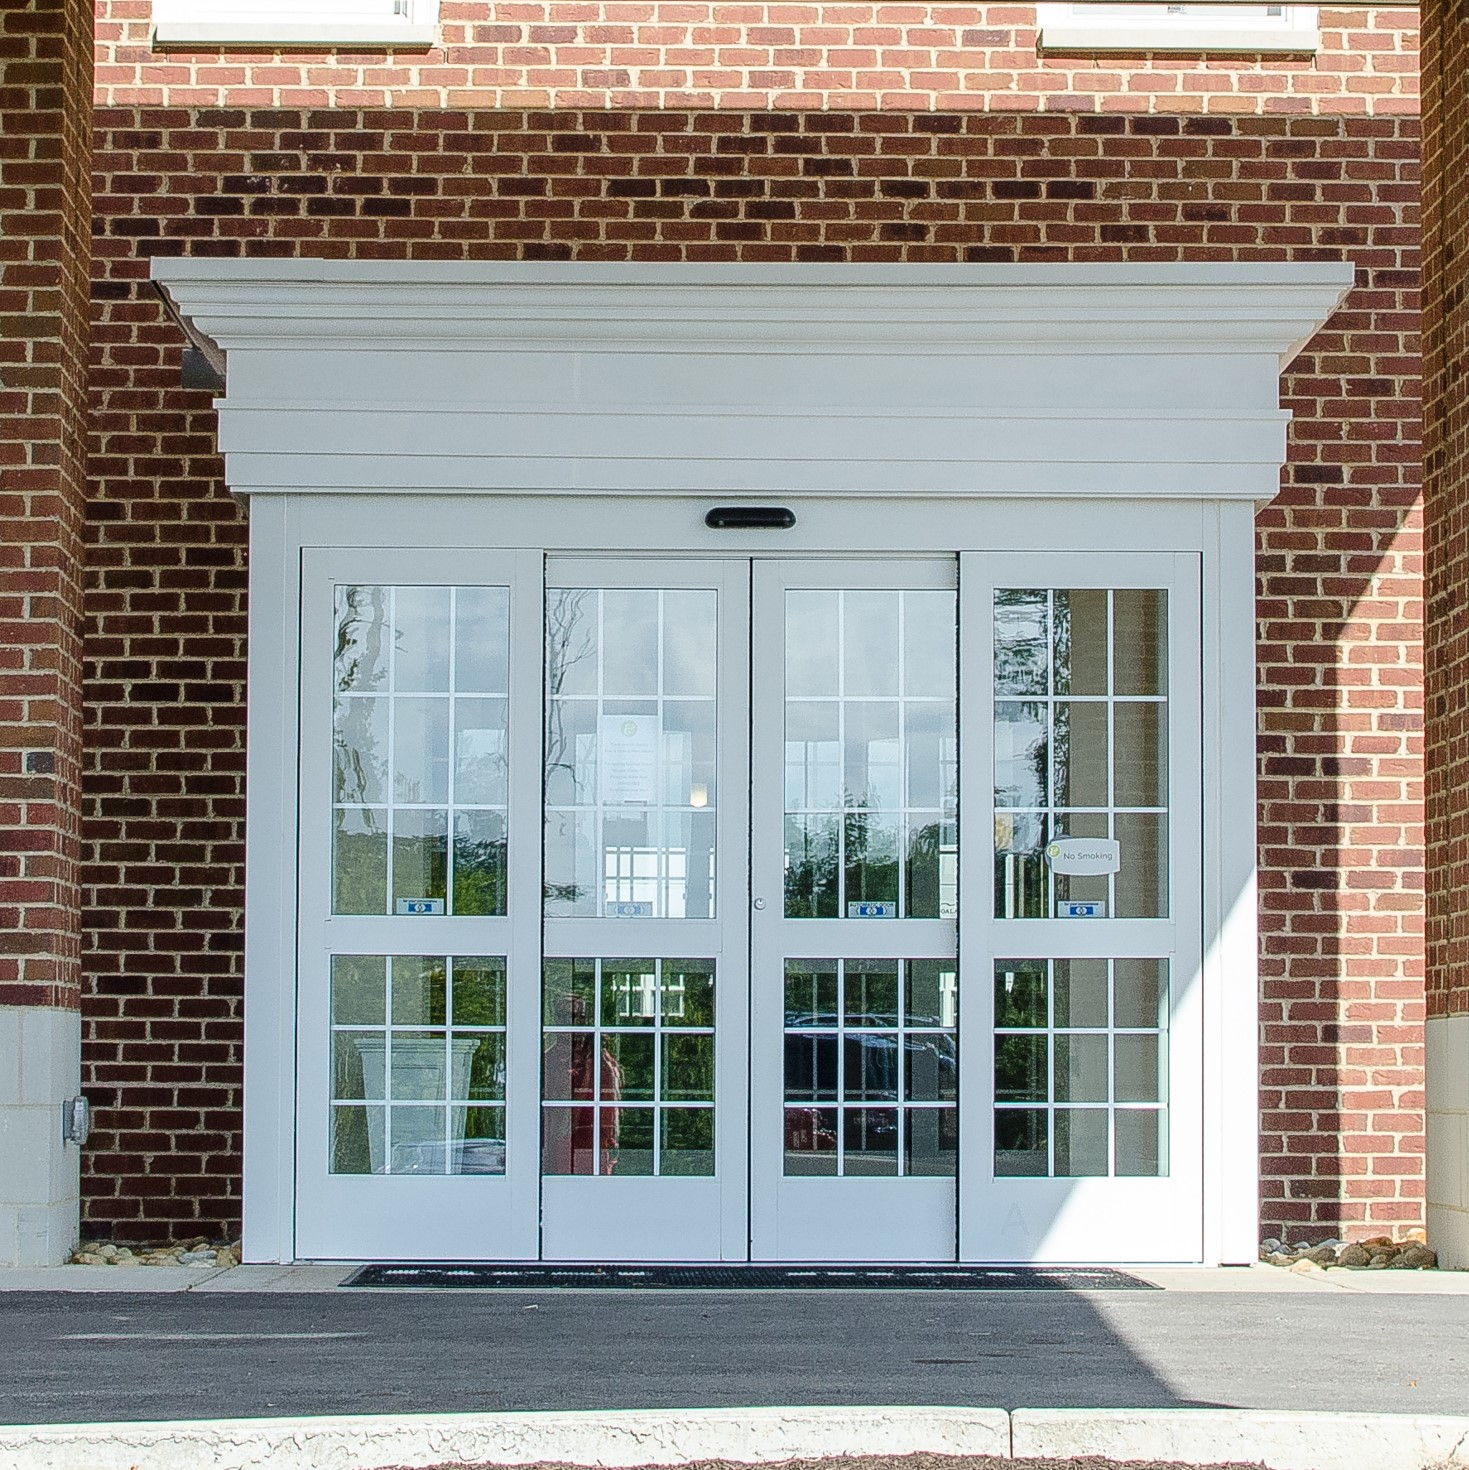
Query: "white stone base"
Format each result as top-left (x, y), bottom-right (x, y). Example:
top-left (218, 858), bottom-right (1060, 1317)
top-left (1427, 1013), bottom-right (1469, 1271)
top-left (0, 1006), bottom-right (81, 1267)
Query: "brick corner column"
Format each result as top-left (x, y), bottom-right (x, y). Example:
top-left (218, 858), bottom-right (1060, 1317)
top-left (1423, 0), bottom-right (1469, 1270)
top-left (0, 0), bottom-right (93, 1266)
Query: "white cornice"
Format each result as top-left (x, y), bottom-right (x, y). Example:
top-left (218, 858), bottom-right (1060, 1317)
top-left (148, 260), bottom-right (1354, 501)
top-left (154, 261), bottom-right (1353, 363)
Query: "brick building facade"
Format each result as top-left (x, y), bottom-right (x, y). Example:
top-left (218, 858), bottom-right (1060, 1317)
top-left (5, 0), bottom-right (1464, 1267)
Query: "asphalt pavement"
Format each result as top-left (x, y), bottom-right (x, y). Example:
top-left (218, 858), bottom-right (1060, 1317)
top-left (1, 1286), bottom-right (1466, 1425)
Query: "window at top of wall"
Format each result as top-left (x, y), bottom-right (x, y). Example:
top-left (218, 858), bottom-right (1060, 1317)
top-left (150, 0), bottom-right (439, 46)
top-left (1035, 4), bottom-right (1320, 53)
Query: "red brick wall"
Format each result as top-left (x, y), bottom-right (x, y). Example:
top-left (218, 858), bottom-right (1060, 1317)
top-left (96, 2), bottom-right (1418, 115)
top-left (84, 98), bottom-right (1424, 1243)
top-left (0, 0), bottom-right (93, 1013)
top-left (1423, 0), bottom-right (1469, 1023)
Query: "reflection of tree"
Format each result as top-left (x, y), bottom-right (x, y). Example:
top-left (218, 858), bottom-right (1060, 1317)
top-left (544, 590), bottom-right (597, 905)
top-left (843, 801), bottom-right (898, 905)
top-left (993, 589), bottom-right (1049, 694)
top-left (452, 831), bottom-right (508, 914)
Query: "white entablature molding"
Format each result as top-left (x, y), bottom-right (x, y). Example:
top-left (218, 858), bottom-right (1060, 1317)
top-left (151, 260), bottom-right (1354, 501)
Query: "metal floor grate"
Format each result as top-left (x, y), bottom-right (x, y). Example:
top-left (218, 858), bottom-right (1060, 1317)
top-left (344, 1263), bottom-right (1157, 1290)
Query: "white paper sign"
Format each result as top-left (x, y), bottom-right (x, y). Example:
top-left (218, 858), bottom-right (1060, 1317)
top-left (1045, 837), bottom-right (1122, 876)
top-left (599, 715), bottom-right (661, 805)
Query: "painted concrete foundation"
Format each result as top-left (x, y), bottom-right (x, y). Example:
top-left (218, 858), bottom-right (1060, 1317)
top-left (1427, 1014), bottom-right (1469, 1271)
top-left (0, 1007), bottom-right (81, 1267)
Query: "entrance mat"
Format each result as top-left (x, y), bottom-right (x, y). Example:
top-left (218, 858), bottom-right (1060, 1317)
top-left (344, 1263), bottom-right (1158, 1290)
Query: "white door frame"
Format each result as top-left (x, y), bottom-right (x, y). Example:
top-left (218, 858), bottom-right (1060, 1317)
top-left (178, 263), bottom-right (1352, 1266)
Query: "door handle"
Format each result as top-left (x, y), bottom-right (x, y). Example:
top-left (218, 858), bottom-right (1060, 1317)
top-left (752, 897), bottom-right (767, 911)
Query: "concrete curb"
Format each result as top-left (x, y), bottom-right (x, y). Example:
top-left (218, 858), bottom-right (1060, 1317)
top-left (0, 1406), bottom-right (1012, 1470)
top-left (1012, 1409), bottom-right (1469, 1470)
top-left (1, 1406), bottom-right (1468, 1470)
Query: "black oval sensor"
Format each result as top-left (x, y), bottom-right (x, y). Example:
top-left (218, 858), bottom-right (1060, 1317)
top-left (704, 506), bottom-right (797, 529)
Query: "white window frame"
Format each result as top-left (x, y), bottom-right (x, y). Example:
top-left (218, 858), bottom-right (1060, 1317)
top-left (1036, 4), bottom-right (1319, 53)
top-left (150, 0), bottom-right (438, 47)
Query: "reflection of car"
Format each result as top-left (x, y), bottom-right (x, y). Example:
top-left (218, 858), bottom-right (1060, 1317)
top-left (782, 1011), bottom-right (957, 1126)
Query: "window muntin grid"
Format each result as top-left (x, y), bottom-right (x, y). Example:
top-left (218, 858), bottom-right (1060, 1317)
top-left (545, 588), bottom-right (718, 919)
top-left (784, 589), bottom-right (957, 920)
top-left (332, 585), bottom-right (510, 917)
top-left (541, 957), bottom-right (716, 1177)
top-left (993, 957), bottom-right (1169, 1178)
top-left (993, 587), bottom-right (1169, 920)
top-left (329, 954), bottom-right (507, 1175)
top-left (783, 958), bottom-right (958, 1178)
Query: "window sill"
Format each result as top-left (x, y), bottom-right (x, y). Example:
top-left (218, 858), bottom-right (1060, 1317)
top-left (1037, 23), bottom-right (1319, 52)
top-left (151, 17), bottom-right (435, 46)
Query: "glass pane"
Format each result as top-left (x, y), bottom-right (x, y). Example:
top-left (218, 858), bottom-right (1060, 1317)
top-left (543, 958), bottom-right (596, 1027)
top-left (335, 586), bottom-right (390, 693)
top-left (453, 810), bottom-right (507, 916)
top-left (332, 955), bottom-right (386, 1025)
top-left (663, 1033), bottom-right (715, 1102)
top-left (785, 1107), bottom-right (838, 1175)
top-left (605, 1034), bottom-right (656, 1101)
top-left (462, 1034), bottom-right (506, 1101)
top-left (1114, 702), bottom-right (1167, 808)
top-left (905, 1107), bottom-right (957, 1176)
top-left (601, 960), bottom-right (658, 1027)
top-left (995, 959), bottom-right (1047, 1028)
top-left (542, 1031), bottom-right (597, 1101)
top-left (454, 698), bottom-right (508, 805)
top-left (844, 1108), bottom-right (899, 1175)
top-left (844, 809), bottom-right (900, 909)
top-left (1113, 589), bottom-right (1167, 697)
top-left (994, 589), bottom-right (1049, 696)
top-left (843, 591), bottom-right (900, 698)
top-left (663, 590), bottom-right (717, 697)
top-left (455, 588), bottom-right (510, 694)
top-left (904, 1031), bottom-right (957, 1103)
top-left (333, 1031), bottom-right (373, 1101)
top-left (542, 1106), bottom-right (597, 1175)
top-left (605, 1106), bottom-right (655, 1175)
top-left (1054, 959), bottom-right (1109, 1029)
top-left (995, 701), bottom-right (1048, 809)
top-left (332, 1105), bottom-right (377, 1174)
top-left (601, 589), bottom-right (659, 695)
top-left (996, 1034), bottom-right (1047, 1102)
top-left (1114, 811), bottom-right (1168, 918)
top-left (1055, 1108), bottom-right (1110, 1177)
top-left (1114, 1034), bottom-right (1161, 1104)
top-left (785, 701), bottom-right (841, 810)
top-left (903, 592), bottom-right (956, 698)
top-left (1054, 588), bottom-right (1109, 697)
top-left (844, 1034), bottom-right (900, 1101)
top-left (995, 1108), bottom-right (1047, 1176)
top-left (451, 1107), bottom-right (507, 1174)
top-left (784, 1033), bottom-right (839, 1102)
top-left (1114, 958), bottom-right (1166, 1029)
top-left (389, 1106), bottom-right (448, 1174)
top-left (994, 810), bottom-right (1048, 920)
top-left (661, 960), bottom-right (715, 1028)
top-left (844, 961), bottom-right (899, 1026)
top-left (1115, 1109), bottom-right (1163, 1176)
top-left (391, 957), bottom-right (446, 1026)
top-left (907, 960), bottom-right (958, 1030)
top-left (390, 1033), bottom-right (447, 1101)
top-left (786, 960), bottom-right (839, 1025)
top-left (1054, 1034), bottom-right (1109, 1104)
top-left (661, 1108), bottom-right (715, 1175)
top-left (785, 590), bottom-right (839, 697)
top-left (1054, 701), bottom-right (1108, 808)
top-left (785, 814), bottom-right (840, 917)
top-left (333, 808), bottom-right (387, 914)
top-left (393, 587), bottom-right (451, 691)
top-left (392, 808), bottom-right (448, 909)
top-left (546, 590), bottom-right (598, 697)
top-left (334, 697), bottom-right (388, 804)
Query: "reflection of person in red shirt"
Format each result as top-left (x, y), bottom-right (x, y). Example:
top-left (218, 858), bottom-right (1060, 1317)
top-left (542, 993), bottom-right (623, 1174)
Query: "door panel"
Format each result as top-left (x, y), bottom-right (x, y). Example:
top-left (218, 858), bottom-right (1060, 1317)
top-left (958, 553), bottom-right (1203, 1264)
top-left (296, 550), bottom-right (544, 1262)
top-left (750, 560), bottom-right (960, 1262)
top-left (539, 559), bottom-right (749, 1261)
